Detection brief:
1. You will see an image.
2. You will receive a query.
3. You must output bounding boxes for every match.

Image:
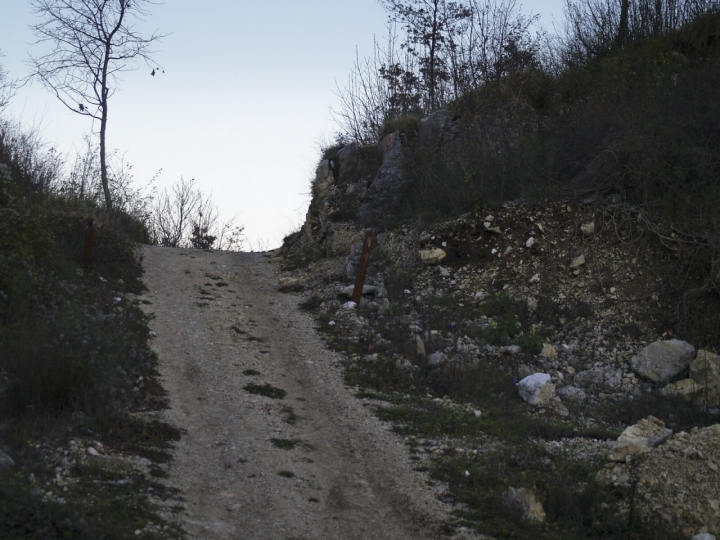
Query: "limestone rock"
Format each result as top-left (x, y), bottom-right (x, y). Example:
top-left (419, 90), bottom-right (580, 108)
top-left (338, 285), bottom-right (382, 299)
top-left (504, 487), bottom-right (545, 523)
top-left (610, 416), bottom-right (673, 462)
top-left (580, 222), bottom-right (595, 235)
top-left (569, 254), bottom-right (586, 269)
top-left (540, 344), bottom-right (557, 360)
top-left (337, 142), bottom-right (360, 179)
top-left (0, 449), bottom-right (14, 469)
top-left (690, 349), bottom-right (720, 404)
top-left (278, 277), bottom-right (303, 292)
top-left (356, 131), bottom-right (407, 225)
top-left (313, 159), bottom-right (335, 197)
top-left (556, 386), bottom-right (587, 403)
top-left (419, 248), bottom-right (447, 265)
top-left (427, 351), bottom-right (448, 367)
top-left (661, 378), bottom-right (698, 400)
top-left (517, 373), bottom-right (555, 406)
top-left (415, 335), bottom-right (426, 357)
top-left (573, 366), bottom-right (623, 389)
top-left (418, 110), bottom-right (457, 147)
top-left (630, 339), bottom-right (695, 383)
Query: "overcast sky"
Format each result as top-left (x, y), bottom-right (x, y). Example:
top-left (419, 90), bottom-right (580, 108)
top-left (0, 0), bottom-right (564, 250)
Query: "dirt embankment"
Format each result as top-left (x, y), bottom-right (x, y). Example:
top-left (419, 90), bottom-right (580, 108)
top-left (140, 246), bottom-right (454, 540)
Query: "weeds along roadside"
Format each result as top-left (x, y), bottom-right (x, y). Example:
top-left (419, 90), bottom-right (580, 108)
top-left (0, 160), bottom-right (183, 537)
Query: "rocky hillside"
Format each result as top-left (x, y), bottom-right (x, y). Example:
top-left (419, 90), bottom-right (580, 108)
top-left (278, 109), bottom-right (720, 538)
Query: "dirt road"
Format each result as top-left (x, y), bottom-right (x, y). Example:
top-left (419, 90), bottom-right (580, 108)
top-left (139, 246), bottom-right (448, 540)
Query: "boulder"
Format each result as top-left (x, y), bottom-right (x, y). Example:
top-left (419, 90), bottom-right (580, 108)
top-left (504, 487), bottom-right (546, 523)
top-left (419, 248), bottom-right (447, 265)
top-left (630, 339), bottom-right (695, 383)
top-left (517, 373), bottom-right (555, 406)
top-left (278, 277), bottom-right (303, 292)
top-left (610, 416), bottom-right (673, 462)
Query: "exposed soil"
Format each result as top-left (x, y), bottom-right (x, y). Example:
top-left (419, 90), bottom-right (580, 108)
top-left (139, 246), bottom-right (453, 540)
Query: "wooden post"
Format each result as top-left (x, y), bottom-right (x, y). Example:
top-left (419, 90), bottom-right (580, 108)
top-left (351, 229), bottom-right (374, 305)
top-left (84, 217), bottom-right (94, 272)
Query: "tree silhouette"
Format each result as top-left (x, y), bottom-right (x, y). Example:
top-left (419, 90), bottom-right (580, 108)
top-left (28, 0), bottom-right (165, 210)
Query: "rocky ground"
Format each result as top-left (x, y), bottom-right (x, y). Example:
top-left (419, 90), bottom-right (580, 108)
top-left (279, 197), bottom-right (720, 539)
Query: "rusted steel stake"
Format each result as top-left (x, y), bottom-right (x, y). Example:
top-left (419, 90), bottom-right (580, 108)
top-left (351, 229), bottom-right (374, 306)
top-left (84, 217), bottom-right (94, 272)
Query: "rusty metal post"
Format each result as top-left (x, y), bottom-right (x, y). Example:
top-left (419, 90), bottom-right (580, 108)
top-left (351, 229), bottom-right (374, 305)
top-left (84, 217), bottom-right (94, 272)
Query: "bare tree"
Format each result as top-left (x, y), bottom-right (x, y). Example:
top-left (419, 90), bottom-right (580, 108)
top-left (0, 53), bottom-right (18, 112)
top-left (28, 0), bottom-right (165, 211)
top-left (150, 177), bottom-right (245, 251)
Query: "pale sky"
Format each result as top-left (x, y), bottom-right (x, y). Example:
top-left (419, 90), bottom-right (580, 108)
top-left (0, 0), bottom-right (564, 250)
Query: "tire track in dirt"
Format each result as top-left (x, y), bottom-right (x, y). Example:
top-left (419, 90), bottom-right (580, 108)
top-left (139, 246), bottom-right (451, 540)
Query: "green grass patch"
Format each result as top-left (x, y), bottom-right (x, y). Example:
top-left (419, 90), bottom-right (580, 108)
top-left (243, 383), bottom-right (286, 399)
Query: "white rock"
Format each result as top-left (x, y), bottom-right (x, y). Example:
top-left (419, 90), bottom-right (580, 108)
top-left (569, 254), bottom-right (586, 269)
top-left (528, 273), bottom-right (540, 284)
top-left (580, 222), bottom-right (595, 235)
top-left (427, 351), bottom-right (448, 367)
top-left (505, 345), bottom-right (521, 355)
top-left (609, 416), bottom-right (673, 462)
top-left (87, 447), bottom-right (100, 457)
top-left (526, 237), bottom-right (535, 248)
top-left (517, 373), bottom-right (555, 406)
top-left (341, 301), bottom-right (357, 310)
top-left (504, 487), bottom-right (545, 523)
top-left (692, 533), bottom-right (716, 540)
top-left (438, 266), bottom-right (451, 277)
top-left (419, 248), bottom-right (447, 264)
top-left (630, 339), bottom-right (695, 383)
